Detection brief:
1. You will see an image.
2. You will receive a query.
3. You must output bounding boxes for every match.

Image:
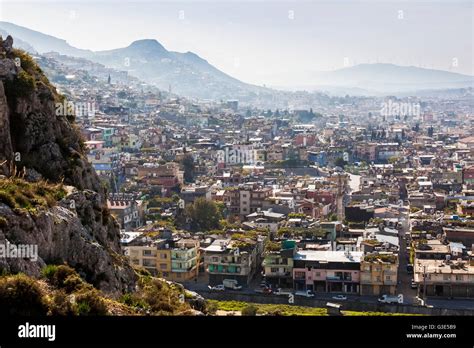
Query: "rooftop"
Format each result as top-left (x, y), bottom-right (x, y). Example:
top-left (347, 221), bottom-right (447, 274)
top-left (294, 250), bottom-right (363, 263)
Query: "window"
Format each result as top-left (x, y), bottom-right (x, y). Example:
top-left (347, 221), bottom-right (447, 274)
top-left (315, 272), bottom-right (321, 277)
top-left (295, 271), bottom-right (305, 279)
top-left (271, 268), bottom-right (279, 273)
top-left (143, 250), bottom-right (152, 256)
top-left (386, 276), bottom-right (391, 281)
top-left (160, 253), bottom-right (168, 259)
top-left (160, 264), bottom-right (167, 270)
top-left (142, 259), bottom-right (156, 267)
top-left (455, 275), bottom-right (463, 281)
top-left (443, 274), bottom-right (450, 281)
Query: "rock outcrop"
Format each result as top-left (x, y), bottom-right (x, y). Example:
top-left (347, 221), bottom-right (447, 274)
top-left (0, 36), bottom-right (136, 294)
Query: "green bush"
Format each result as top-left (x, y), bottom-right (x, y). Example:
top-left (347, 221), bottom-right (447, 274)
top-left (49, 290), bottom-right (77, 315)
top-left (0, 274), bottom-right (48, 316)
top-left (41, 264), bottom-right (88, 293)
top-left (133, 276), bottom-right (190, 315)
top-left (0, 190), bottom-right (17, 208)
top-left (75, 289), bottom-right (108, 316)
top-left (0, 178), bottom-right (66, 211)
top-left (5, 70), bottom-right (36, 100)
top-left (120, 292), bottom-right (150, 310)
top-left (241, 304), bottom-right (258, 316)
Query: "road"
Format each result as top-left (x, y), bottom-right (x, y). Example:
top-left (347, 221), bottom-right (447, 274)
top-left (397, 221), bottom-right (418, 305)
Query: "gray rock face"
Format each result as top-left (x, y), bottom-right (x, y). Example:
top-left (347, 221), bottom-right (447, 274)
top-left (0, 190), bottom-right (135, 293)
top-left (2, 35), bottom-right (13, 54)
top-left (0, 37), bottom-right (136, 294)
top-left (0, 82), bottom-right (12, 168)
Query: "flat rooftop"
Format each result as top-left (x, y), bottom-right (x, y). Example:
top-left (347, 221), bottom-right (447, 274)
top-left (294, 250), bottom-right (363, 263)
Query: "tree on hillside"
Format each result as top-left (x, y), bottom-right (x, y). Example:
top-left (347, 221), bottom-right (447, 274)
top-left (180, 153), bottom-right (195, 183)
top-left (185, 198), bottom-right (222, 231)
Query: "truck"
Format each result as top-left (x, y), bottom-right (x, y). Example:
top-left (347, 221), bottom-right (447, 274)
top-left (378, 294), bottom-right (403, 304)
top-left (222, 279), bottom-right (242, 290)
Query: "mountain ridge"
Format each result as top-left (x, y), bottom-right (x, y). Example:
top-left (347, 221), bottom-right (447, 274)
top-left (0, 21), bottom-right (472, 99)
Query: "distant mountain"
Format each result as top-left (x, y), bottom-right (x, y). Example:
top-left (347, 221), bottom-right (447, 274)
top-left (91, 39), bottom-right (264, 100)
top-left (0, 21), bottom-right (92, 57)
top-left (2, 21), bottom-right (472, 100)
top-left (307, 63), bottom-right (474, 95)
top-left (0, 22), bottom-right (264, 100)
top-left (0, 28), bottom-right (37, 53)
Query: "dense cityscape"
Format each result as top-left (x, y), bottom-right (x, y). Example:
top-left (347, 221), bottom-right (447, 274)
top-left (0, 1), bottom-right (473, 345)
top-left (35, 40), bottom-right (474, 314)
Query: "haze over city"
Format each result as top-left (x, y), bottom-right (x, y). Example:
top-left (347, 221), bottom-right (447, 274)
top-left (1, 0), bottom-right (472, 87)
top-left (0, 0), bottom-right (474, 343)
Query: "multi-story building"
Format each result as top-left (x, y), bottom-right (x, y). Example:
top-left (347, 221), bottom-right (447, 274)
top-left (124, 237), bottom-right (200, 281)
top-left (203, 238), bottom-right (262, 286)
top-left (293, 250), bottom-right (363, 293)
top-left (262, 240), bottom-right (296, 288)
top-left (223, 184), bottom-right (272, 217)
top-left (414, 258), bottom-right (474, 298)
top-left (125, 240), bottom-right (169, 276)
top-left (169, 239), bottom-right (200, 281)
top-left (137, 162), bottom-right (184, 195)
top-left (107, 195), bottom-right (143, 230)
top-left (360, 252), bottom-right (398, 296)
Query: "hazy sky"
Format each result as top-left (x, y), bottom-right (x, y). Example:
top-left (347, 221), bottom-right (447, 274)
top-left (0, 0), bottom-right (473, 86)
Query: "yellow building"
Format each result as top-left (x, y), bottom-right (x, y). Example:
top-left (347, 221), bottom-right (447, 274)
top-left (360, 252), bottom-right (398, 296)
top-left (125, 238), bottom-right (199, 281)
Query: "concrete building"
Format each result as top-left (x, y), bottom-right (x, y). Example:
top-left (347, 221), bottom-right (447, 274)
top-left (360, 252), bottom-right (398, 296)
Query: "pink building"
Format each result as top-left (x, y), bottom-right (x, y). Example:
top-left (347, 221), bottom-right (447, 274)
top-left (293, 250), bottom-right (362, 293)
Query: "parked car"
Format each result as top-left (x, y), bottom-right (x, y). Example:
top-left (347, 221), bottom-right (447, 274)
top-left (255, 287), bottom-right (273, 295)
top-left (208, 284), bottom-right (225, 291)
top-left (295, 290), bottom-right (315, 298)
top-left (332, 295), bottom-right (347, 301)
top-left (410, 279), bottom-right (417, 289)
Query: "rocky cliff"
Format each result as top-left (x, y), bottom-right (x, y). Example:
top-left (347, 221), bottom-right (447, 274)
top-left (0, 36), bottom-right (136, 294)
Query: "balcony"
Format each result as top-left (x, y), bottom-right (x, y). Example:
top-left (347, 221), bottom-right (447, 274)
top-left (326, 275), bottom-right (352, 282)
top-left (265, 271), bottom-right (291, 277)
top-left (263, 259), bottom-right (288, 266)
top-left (384, 279), bottom-right (397, 285)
